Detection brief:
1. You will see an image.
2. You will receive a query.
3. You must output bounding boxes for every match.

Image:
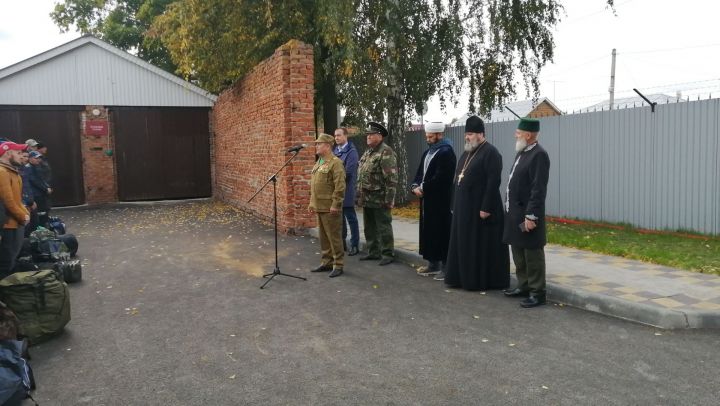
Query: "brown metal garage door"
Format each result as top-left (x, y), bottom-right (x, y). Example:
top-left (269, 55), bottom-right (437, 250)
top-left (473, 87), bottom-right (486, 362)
top-left (112, 107), bottom-right (211, 201)
top-left (0, 106), bottom-right (85, 206)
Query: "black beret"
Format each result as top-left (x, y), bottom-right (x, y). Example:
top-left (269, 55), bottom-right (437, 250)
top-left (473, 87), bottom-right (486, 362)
top-left (365, 121), bottom-right (389, 138)
top-left (465, 115), bottom-right (485, 133)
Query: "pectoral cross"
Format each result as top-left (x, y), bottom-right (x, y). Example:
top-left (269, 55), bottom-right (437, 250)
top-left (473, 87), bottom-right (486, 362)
top-left (457, 171), bottom-right (464, 185)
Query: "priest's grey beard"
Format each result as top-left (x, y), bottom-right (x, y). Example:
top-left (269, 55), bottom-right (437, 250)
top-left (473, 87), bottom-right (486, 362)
top-left (464, 139), bottom-right (480, 152)
top-left (515, 138), bottom-right (528, 152)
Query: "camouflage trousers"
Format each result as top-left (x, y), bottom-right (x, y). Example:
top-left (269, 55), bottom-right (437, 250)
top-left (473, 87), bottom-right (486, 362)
top-left (362, 207), bottom-right (394, 259)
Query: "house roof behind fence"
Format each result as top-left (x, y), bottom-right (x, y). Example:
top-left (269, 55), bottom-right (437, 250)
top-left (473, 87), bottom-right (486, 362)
top-left (580, 93), bottom-right (677, 112)
top-left (0, 35), bottom-right (216, 107)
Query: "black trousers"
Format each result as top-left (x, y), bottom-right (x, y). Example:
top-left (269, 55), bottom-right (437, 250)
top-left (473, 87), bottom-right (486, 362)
top-left (0, 227), bottom-right (25, 278)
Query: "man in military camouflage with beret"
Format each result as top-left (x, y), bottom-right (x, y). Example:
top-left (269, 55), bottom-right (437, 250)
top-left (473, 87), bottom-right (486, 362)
top-left (309, 133), bottom-right (347, 277)
top-left (356, 122), bottom-right (399, 266)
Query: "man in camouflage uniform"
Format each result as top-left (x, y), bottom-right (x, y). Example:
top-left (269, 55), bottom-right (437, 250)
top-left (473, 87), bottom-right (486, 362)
top-left (309, 133), bottom-right (347, 277)
top-left (356, 122), bottom-right (398, 266)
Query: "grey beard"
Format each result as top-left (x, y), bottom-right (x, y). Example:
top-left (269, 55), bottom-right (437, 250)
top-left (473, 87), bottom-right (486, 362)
top-left (464, 139), bottom-right (479, 152)
top-left (515, 139), bottom-right (528, 152)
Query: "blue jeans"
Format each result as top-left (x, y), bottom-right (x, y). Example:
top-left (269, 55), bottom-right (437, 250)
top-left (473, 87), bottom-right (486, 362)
top-left (342, 207), bottom-right (360, 247)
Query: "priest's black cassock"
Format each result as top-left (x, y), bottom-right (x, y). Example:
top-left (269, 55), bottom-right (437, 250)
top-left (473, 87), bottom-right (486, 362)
top-left (444, 141), bottom-right (510, 290)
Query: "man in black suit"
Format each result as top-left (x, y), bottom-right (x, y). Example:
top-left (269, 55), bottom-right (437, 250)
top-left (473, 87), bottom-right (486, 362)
top-left (502, 118), bottom-right (551, 308)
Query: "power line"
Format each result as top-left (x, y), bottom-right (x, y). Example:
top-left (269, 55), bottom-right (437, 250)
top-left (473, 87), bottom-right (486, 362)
top-left (621, 43), bottom-right (720, 55)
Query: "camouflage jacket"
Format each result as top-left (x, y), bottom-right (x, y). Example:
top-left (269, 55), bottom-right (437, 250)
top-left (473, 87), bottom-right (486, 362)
top-left (356, 141), bottom-right (398, 208)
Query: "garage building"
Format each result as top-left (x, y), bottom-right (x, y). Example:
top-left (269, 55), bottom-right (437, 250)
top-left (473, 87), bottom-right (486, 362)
top-left (0, 36), bottom-right (216, 206)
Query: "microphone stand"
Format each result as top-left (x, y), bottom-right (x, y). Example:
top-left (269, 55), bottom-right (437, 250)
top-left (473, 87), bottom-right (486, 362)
top-left (248, 150), bottom-right (307, 289)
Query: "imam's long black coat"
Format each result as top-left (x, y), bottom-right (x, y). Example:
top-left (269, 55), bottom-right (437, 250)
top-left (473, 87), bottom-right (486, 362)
top-left (411, 144), bottom-right (456, 262)
top-left (503, 143), bottom-right (551, 249)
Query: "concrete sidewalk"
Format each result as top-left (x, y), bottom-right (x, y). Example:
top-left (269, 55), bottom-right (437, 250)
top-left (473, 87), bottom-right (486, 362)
top-left (315, 212), bottom-right (720, 329)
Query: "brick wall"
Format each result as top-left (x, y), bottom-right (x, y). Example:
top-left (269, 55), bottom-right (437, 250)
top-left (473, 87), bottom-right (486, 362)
top-left (213, 40), bottom-right (316, 233)
top-left (80, 106), bottom-right (117, 204)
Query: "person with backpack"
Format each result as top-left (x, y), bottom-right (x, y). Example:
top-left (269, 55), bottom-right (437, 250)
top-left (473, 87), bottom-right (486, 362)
top-left (0, 142), bottom-right (30, 279)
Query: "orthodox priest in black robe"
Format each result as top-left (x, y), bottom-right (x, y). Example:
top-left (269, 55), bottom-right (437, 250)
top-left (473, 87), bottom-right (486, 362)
top-left (444, 116), bottom-right (510, 290)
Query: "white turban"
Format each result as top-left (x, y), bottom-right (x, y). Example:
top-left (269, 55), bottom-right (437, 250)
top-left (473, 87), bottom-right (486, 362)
top-left (425, 122), bottom-right (445, 133)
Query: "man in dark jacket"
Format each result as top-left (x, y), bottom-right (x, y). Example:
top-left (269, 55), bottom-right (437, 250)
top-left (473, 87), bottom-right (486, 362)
top-left (19, 151), bottom-right (37, 237)
top-left (410, 122), bottom-right (456, 277)
top-left (333, 127), bottom-right (360, 256)
top-left (27, 151), bottom-right (51, 228)
top-left (503, 118), bottom-right (551, 308)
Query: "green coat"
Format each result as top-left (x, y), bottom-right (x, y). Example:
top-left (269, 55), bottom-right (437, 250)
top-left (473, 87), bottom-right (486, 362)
top-left (309, 156), bottom-right (346, 212)
top-left (356, 142), bottom-right (398, 208)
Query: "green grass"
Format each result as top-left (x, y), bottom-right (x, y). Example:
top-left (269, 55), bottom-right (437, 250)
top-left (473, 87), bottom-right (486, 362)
top-left (547, 222), bottom-right (719, 275)
top-left (391, 202), bottom-right (719, 275)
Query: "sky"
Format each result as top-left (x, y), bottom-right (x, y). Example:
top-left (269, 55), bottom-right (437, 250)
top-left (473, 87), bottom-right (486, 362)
top-left (2, 0), bottom-right (719, 122)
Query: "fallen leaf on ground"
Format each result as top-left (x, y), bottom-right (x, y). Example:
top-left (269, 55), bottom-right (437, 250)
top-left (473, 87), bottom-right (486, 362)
top-left (229, 375), bottom-right (236, 379)
top-left (473, 315), bottom-right (480, 319)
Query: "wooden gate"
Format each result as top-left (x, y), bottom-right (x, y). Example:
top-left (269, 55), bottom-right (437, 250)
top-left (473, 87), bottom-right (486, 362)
top-left (0, 106), bottom-right (85, 206)
top-left (112, 107), bottom-right (211, 201)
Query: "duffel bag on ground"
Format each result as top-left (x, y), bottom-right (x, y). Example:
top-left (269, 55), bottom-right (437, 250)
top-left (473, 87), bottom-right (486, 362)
top-left (47, 216), bottom-right (66, 235)
top-left (53, 260), bottom-right (82, 284)
top-left (57, 234), bottom-right (78, 257)
top-left (0, 339), bottom-right (36, 406)
top-left (0, 271), bottom-right (71, 345)
top-left (29, 228), bottom-right (69, 263)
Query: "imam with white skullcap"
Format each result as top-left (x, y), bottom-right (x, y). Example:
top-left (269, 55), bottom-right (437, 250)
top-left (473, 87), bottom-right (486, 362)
top-left (424, 122), bottom-right (445, 133)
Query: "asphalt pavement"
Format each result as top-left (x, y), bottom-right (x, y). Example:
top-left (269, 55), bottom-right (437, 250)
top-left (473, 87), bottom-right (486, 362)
top-left (27, 201), bottom-right (720, 405)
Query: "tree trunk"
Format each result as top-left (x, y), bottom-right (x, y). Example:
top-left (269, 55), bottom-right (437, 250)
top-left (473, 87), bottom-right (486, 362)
top-left (319, 45), bottom-right (338, 134)
top-left (386, 90), bottom-right (408, 205)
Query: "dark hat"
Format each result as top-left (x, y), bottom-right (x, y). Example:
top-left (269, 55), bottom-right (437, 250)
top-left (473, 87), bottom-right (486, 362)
top-left (314, 133), bottom-right (335, 144)
top-left (29, 151), bottom-right (43, 159)
top-left (365, 121), bottom-right (389, 138)
top-left (465, 115), bottom-right (485, 133)
top-left (518, 117), bottom-right (540, 132)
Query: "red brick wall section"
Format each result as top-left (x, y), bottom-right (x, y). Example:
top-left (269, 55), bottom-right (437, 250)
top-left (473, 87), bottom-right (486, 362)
top-left (80, 106), bottom-right (117, 204)
top-left (213, 40), bottom-right (316, 233)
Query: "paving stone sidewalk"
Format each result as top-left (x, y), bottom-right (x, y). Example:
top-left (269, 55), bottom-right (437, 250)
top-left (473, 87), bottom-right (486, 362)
top-left (331, 213), bottom-right (720, 329)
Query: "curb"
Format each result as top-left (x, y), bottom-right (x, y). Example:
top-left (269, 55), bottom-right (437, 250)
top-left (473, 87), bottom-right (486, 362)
top-left (308, 228), bottom-right (719, 329)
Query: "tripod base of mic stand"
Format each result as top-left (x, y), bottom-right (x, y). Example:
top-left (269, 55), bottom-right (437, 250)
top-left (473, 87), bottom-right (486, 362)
top-left (260, 267), bottom-right (307, 289)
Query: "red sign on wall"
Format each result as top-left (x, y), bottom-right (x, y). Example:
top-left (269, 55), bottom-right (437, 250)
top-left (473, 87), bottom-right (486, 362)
top-left (85, 120), bottom-right (108, 136)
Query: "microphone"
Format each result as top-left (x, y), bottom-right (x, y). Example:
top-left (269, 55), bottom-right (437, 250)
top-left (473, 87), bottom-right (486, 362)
top-left (286, 144), bottom-right (307, 153)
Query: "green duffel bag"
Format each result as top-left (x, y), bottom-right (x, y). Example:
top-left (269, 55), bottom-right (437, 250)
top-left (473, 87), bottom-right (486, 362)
top-left (0, 270), bottom-right (71, 345)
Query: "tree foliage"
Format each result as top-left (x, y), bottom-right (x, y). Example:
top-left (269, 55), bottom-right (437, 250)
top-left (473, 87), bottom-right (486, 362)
top-left (51, 0), bottom-right (614, 200)
top-left (51, 0), bottom-right (177, 72)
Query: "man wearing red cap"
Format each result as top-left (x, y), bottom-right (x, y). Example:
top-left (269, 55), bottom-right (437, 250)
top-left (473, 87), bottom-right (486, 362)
top-left (0, 142), bottom-right (30, 278)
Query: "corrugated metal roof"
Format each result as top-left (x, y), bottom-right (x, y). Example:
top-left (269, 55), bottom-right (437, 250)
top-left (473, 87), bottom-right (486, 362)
top-left (580, 94), bottom-right (677, 112)
top-left (0, 36), bottom-right (216, 107)
top-left (451, 97), bottom-right (562, 125)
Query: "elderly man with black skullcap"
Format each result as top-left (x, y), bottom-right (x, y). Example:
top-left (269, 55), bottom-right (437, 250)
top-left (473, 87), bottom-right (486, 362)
top-left (411, 122), bottom-right (456, 277)
top-left (356, 122), bottom-right (398, 266)
top-left (503, 118), bottom-right (551, 308)
top-left (443, 116), bottom-right (510, 289)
